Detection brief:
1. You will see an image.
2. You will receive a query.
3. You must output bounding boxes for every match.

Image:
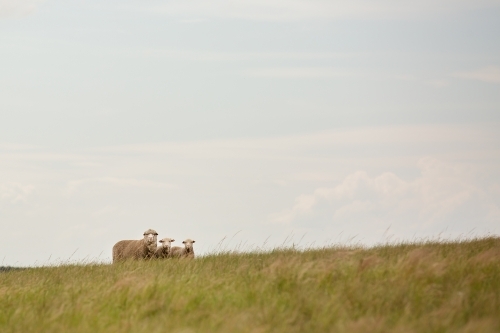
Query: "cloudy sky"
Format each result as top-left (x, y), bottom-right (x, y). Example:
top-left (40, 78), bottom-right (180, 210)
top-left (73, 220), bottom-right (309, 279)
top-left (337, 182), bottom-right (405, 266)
top-left (1, 0), bottom-right (499, 266)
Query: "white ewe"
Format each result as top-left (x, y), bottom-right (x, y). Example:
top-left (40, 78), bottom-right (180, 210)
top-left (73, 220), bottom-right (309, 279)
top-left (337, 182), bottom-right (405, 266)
top-left (155, 237), bottom-right (175, 259)
top-left (170, 238), bottom-right (195, 259)
top-left (112, 229), bottom-right (158, 263)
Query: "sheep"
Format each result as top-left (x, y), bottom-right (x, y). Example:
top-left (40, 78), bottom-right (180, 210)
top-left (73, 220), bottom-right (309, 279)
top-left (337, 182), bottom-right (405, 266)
top-left (112, 229), bottom-right (158, 263)
top-left (170, 238), bottom-right (195, 259)
top-left (154, 237), bottom-right (175, 259)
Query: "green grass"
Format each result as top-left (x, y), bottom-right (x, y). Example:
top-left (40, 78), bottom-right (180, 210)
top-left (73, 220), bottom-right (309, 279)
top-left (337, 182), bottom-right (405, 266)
top-left (1, 237), bottom-right (499, 333)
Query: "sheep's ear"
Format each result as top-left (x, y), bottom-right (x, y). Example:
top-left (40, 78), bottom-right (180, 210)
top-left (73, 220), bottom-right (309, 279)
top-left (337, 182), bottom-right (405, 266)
top-left (172, 239), bottom-right (175, 242)
top-left (155, 233), bottom-right (158, 236)
top-left (182, 241), bottom-right (186, 244)
top-left (192, 240), bottom-right (195, 243)
top-left (159, 239), bottom-right (164, 243)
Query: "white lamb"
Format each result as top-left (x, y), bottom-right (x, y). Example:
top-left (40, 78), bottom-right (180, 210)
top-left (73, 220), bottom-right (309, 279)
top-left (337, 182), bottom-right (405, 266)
top-left (155, 237), bottom-right (175, 259)
top-left (170, 239), bottom-right (195, 259)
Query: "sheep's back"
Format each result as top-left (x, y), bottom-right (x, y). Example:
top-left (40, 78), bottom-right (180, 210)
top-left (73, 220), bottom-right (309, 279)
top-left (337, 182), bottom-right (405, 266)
top-left (112, 239), bottom-right (147, 262)
top-left (169, 246), bottom-right (184, 257)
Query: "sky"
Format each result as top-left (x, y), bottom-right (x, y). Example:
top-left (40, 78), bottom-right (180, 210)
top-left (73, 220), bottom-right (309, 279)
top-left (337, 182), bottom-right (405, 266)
top-left (1, 0), bottom-right (499, 266)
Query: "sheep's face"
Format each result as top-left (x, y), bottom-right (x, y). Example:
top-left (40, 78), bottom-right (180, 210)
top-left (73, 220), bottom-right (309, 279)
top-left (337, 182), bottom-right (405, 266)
top-left (182, 239), bottom-right (195, 252)
top-left (143, 229), bottom-right (158, 245)
top-left (159, 238), bottom-right (175, 250)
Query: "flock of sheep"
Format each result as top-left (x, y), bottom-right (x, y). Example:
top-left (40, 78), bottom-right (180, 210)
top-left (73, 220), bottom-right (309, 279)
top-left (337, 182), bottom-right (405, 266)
top-left (112, 229), bottom-right (195, 263)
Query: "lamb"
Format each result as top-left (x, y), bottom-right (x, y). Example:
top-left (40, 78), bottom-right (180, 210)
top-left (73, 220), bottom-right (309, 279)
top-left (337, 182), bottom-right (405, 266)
top-left (154, 237), bottom-right (175, 258)
top-left (170, 238), bottom-right (195, 259)
top-left (112, 229), bottom-right (158, 263)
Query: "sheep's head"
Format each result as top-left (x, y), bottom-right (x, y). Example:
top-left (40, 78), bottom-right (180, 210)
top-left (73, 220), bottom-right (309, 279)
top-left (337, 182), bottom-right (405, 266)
top-left (143, 229), bottom-right (158, 245)
top-left (182, 239), bottom-right (195, 253)
top-left (159, 238), bottom-right (175, 251)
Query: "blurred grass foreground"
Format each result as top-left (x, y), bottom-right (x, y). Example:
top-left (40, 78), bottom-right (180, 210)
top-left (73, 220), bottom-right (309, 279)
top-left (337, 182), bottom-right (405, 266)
top-left (1, 237), bottom-right (499, 333)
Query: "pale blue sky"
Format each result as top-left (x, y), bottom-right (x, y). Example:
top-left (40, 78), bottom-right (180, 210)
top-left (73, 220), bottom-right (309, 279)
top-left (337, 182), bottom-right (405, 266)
top-left (1, 0), bottom-right (499, 266)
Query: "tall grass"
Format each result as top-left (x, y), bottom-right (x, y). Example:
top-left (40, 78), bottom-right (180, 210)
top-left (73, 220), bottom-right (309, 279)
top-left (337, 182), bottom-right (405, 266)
top-left (1, 237), bottom-right (499, 332)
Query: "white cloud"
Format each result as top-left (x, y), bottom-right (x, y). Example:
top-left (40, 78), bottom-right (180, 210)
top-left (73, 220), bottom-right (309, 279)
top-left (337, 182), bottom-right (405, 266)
top-left (94, 123), bottom-right (500, 161)
top-left (271, 157), bottom-right (499, 230)
top-left (66, 177), bottom-right (176, 194)
top-left (0, 0), bottom-right (43, 18)
top-left (454, 66), bottom-right (500, 84)
top-left (137, 49), bottom-right (358, 62)
top-left (271, 194), bottom-right (317, 223)
top-left (0, 182), bottom-right (35, 204)
top-left (241, 67), bottom-right (362, 79)
top-left (0, 144), bottom-right (39, 150)
top-left (427, 79), bottom-right (450, 88)
top-left (91, 205), bottom-right (118, 217)
top-left (140, 0), bottom-right (500, 21)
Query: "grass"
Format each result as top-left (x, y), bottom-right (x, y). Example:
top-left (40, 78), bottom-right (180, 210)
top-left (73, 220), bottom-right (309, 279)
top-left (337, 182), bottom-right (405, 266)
top-left (1, 237), bottom-right (499, 333)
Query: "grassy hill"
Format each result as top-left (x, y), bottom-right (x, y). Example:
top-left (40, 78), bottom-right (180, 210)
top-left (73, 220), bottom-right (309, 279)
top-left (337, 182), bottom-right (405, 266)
top-left (1, 237), bottom-right (499, 333)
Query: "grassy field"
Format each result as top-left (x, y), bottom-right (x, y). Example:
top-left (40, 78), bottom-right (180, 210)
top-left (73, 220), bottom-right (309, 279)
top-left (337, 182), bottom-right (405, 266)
top-left (1, 237), bottom-right (499, 333)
